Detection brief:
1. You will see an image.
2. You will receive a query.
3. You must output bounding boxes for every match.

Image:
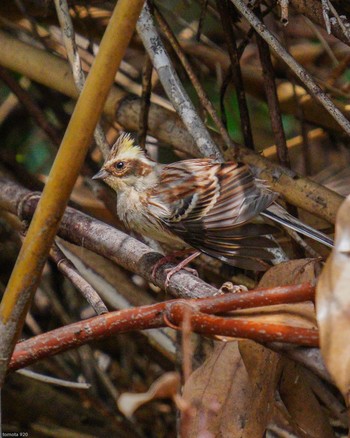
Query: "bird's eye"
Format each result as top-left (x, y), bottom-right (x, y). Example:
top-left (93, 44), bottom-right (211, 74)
top-left (115, 161), bottom-right (124, 170)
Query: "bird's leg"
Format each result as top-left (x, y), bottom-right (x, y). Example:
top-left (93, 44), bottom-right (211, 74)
top-left (151, 249), bottom-right (200, 284)
top-left (164, 250), bottom-right (201, 287)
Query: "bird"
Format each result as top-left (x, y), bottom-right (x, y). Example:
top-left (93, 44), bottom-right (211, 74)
top-left (93, 133), bottom-right (333, 279)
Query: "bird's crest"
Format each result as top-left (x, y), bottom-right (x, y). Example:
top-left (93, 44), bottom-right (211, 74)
top-left (110, 133), bottom-right (144, 160)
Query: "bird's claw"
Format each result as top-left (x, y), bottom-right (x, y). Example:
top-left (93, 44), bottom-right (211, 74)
top-left (165, 266), bottom-right (198, 288)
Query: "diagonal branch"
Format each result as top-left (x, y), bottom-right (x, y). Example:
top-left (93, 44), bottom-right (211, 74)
top-left (137, 3), bottom-right (223, 161)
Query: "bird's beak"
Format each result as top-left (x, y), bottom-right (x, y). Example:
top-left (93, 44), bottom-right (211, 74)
top-left (92, 169), bottom-right (108, 180)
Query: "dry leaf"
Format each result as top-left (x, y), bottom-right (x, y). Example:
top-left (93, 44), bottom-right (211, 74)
top-left (317, 195), bottom-right (350, 401)
top-left (182, 342), bottom-right (269, 437)
top-left (231, 259), bottom-right (321, 328)
top-left (238, 341), bottom-right (282, 437)
top-left (279, 361), bottom-right (335, 438)
top-left (259, 258), bottom-right (321, 287)
top-left (117, 372), bottom-right (180, 418)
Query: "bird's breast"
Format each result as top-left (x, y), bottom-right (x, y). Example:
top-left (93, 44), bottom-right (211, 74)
top-left (116, 189), bottom-right (181, 245)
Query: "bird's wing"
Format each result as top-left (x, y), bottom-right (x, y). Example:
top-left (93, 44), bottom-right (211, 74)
top-left (148, 159), bottom-right (278, 270)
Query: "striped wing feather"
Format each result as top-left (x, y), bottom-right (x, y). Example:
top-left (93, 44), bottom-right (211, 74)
top-left (149, 159), bottom-right (278, 270)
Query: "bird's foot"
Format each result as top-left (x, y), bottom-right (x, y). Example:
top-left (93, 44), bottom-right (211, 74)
top-left (151, 250), bottom-right (200, 286)
top-left (218, 282), bottom-right (248, 295)
top-left (164, 251), bottom-right (201, 288)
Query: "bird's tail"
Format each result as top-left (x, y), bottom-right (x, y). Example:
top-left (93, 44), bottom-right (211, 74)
top-left (261, 203), bottom-right (334, 248)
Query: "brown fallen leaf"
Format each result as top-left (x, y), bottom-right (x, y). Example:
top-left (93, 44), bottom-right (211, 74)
top-left (182, 342), bottom-right (260, 437)
top-left (238, 340), bottom-right (282, 437)
top-left (316, 195), bottom-right (350, 402)
top-left (232, 259), bottom-right (320, 329)
top-left (279, 361), bottom-right (335, 438)
top-left (117, 372), bottom-right (181, 418)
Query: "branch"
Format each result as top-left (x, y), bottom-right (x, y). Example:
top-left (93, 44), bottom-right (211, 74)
top-left (49, 242), bottom-right (108, 315)
top-left (54, 0), bottom-right (110, 158)
top-left (136, 3), bottom-right (223, 161)
top-left (9, 282), bottom-right (317, 372)
top-left (290, 0), bottom-right (350, 46)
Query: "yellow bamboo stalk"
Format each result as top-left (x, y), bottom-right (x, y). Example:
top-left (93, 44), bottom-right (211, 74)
top-left (0, 30), bottom-right (126, 118)
top-left (0, 0), bottom-right (145, 375)
top-left (262, 128), bottom-right (326, 159)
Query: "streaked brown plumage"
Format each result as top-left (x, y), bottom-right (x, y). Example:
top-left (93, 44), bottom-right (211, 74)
top-left (93, 133), bottom-right (333, 271)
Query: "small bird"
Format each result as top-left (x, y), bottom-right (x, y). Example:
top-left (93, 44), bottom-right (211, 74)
top-left (93, 133), bottom-right (333, 276)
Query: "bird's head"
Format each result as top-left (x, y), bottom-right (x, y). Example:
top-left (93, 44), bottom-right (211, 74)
top-left (92, 133), bottom-right (158, 192)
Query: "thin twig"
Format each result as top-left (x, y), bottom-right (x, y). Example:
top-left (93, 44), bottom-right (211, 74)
top-left (196, 0), bottom-right (209, 42)
top-left (16, 368), bottom-right (91, 389)
top-left (0, 66), bottom-right (61, 146)
top-left (255, 7), bottom-right (290, 169)
top-left (216, 0), bottom-right (255, 150)
top-left (54, 0), bottom-right (110, 158)
top-left (290, 0), bottom-right (350, 46)
top-left (325, 0), bottom-right (350, 42)
top-left (50, 241), bottom-right (108, 315)
top-left (305, 17), bottom-right (338, 66)
top-left (138, 55), bottom-right (153, 149)
top-left (154, 6), bottom-right (234, 152)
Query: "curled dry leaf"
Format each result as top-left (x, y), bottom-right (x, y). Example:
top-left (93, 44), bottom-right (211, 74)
top-left (234, 258), bottom-right (321, 328)
top-left (317, 195), bottom-right (350, 401)
top-left (117, 372), bottom-right (181, 418)
top-left (182, 342), bottom-right (257, 437)
top-left (279, 361), bottom-right (335, 438)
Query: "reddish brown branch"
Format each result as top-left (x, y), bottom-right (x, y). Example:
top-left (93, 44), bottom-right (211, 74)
top-left (191, 282), bottom-right (315, 314)
top-left (167, 306), bottom-right (318, 347)
top-left (9, 283), bottom-right (316, 371)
